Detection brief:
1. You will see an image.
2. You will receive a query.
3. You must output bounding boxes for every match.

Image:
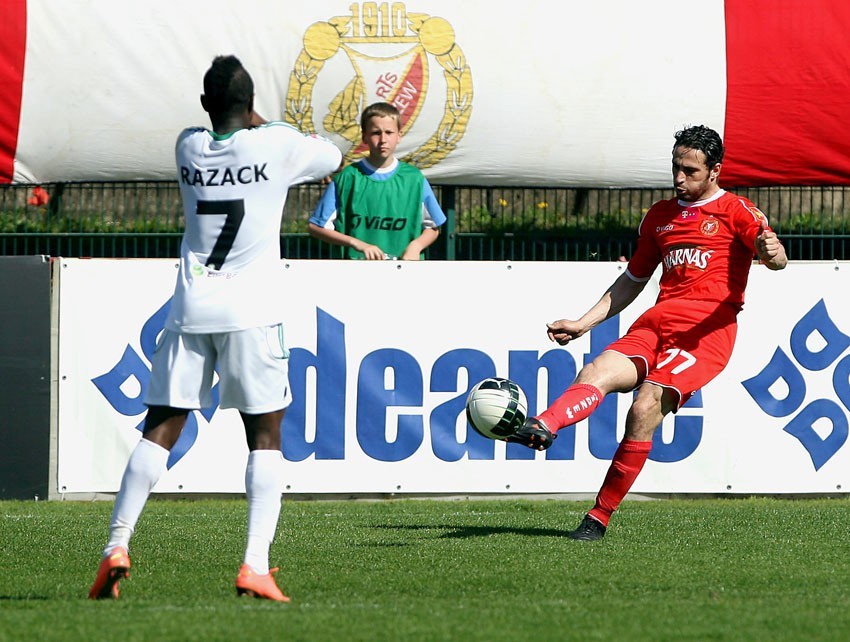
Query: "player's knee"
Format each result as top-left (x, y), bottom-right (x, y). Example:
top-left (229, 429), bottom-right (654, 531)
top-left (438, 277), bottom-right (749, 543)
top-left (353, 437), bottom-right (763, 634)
top-left (625, 395), bottom-right (664, 440)
top-left (142, 406), bottom-right (189, 449)
top-left (576, 353), bottom-right (637, 394)
top-left (242, 410), bottom-right (284, 451)
top-left (575, 361), bottom-right (604, 386)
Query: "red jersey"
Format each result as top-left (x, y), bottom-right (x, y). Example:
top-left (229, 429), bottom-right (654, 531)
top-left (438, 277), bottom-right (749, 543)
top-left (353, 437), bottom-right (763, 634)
top-left (626, 190), bottom-right (768, 309)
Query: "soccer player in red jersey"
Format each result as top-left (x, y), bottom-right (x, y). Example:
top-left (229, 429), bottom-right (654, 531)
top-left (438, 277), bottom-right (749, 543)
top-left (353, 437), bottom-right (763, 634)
top-left (508, 125), bottom-right (787, 540)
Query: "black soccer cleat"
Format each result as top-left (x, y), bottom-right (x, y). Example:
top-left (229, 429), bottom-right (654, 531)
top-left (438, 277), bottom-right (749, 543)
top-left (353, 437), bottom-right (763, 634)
top-left (506, 417), bottom-right (556, 451)
top-left (567, 515), bottom-right (606, 541)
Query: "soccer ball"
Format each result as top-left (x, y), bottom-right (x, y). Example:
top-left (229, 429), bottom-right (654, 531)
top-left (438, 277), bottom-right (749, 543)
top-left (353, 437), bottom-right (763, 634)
top-left (466, 377), bottom-right (528, 440)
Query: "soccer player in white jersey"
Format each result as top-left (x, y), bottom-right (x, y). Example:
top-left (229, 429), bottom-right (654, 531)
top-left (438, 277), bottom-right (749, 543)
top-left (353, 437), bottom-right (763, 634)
top-left (89, 55), bottom-right (342, 602)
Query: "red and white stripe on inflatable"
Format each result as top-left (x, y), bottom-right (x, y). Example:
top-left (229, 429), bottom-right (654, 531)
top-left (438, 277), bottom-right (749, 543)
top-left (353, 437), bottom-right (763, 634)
top-left (0, 1), bottom-right (25, 185)
top-left (2, 1), bottom-right (849, 187)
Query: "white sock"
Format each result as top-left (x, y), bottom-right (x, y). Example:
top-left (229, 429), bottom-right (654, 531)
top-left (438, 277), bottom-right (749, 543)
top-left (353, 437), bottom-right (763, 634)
top-left (104, 438), bottom-right (169, 557)
top-left (243, 450), bottom-right (284, 575)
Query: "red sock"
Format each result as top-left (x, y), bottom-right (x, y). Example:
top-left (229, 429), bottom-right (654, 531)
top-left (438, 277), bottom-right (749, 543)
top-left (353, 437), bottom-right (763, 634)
top-left (587, 439), bottom-right (652, 527)
top-left (537, 383), bottom-right (602, 432)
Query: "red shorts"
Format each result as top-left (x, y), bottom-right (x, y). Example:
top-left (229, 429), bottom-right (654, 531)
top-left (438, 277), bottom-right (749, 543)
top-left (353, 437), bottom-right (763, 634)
top-left (606, 299), bottom-right (739, 409)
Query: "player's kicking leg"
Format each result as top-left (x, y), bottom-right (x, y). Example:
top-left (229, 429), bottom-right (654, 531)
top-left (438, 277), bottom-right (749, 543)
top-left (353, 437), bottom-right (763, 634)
top-left (506, 416), bottom-right (556, 450)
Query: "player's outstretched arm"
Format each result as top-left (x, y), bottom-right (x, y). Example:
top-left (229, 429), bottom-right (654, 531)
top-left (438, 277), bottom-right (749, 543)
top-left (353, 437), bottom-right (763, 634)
top-left (755, 219), bottom-right (788, 270)
top-left (547, 272), bottom-right (646, 345)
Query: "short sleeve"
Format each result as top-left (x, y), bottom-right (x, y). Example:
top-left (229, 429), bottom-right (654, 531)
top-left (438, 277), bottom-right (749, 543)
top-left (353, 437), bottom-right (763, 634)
top-left (421, 180), bottom-right (446, 227)
top-left (732, 196), bottom-right (769, 252)
top-left (309, 182), bottom-right (339, 228)
top-left (625, 208), bottom-right (661, 281)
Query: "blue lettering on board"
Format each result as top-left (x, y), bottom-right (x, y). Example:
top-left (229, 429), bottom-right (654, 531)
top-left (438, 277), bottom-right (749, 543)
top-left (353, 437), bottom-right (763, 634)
top-left (94, 304), bottom-right (716, 466)
top-left (742, 299), bottom-right (850, 470)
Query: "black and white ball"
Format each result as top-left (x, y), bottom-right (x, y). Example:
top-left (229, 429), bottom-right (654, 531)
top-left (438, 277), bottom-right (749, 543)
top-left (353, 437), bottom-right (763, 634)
top-left (466, 377), bottom-right (528, 440)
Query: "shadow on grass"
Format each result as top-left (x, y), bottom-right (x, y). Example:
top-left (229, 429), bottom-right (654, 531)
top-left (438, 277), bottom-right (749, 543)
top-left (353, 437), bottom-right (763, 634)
top-left (374, 524), bottom-right (566, 540)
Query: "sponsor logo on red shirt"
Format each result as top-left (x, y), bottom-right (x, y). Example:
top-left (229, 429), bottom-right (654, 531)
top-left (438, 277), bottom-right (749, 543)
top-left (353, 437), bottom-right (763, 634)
top-left (663, 245), bottom-right (714, 270)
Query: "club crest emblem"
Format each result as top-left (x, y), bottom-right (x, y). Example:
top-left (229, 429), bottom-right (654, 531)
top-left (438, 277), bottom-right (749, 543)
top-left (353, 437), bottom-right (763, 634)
top-left (700, 219), bottom-right (720, 236)
top-left (285, 3), bottom-right (473, 168)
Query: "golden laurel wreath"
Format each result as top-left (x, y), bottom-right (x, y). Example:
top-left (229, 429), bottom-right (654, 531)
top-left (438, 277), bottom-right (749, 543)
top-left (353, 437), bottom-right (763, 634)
top-left (285, 12), bottom-right (472, 168)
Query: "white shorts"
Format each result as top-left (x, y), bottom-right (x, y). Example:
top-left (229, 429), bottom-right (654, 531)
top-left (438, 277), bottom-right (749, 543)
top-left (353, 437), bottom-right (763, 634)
top-left (144, 324), bottom-right (292, 414)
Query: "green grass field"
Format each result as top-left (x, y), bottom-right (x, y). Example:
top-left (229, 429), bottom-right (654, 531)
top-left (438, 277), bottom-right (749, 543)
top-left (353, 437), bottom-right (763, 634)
top-left (1, 497), bottom-right (848, 642)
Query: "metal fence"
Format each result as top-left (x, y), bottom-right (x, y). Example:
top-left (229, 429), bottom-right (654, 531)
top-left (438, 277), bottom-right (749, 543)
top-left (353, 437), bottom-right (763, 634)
top-left (2, 182), bottom-right (849, 261)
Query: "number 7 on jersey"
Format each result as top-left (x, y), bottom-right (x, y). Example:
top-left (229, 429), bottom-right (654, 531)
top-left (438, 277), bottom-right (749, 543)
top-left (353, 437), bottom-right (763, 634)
top-left (197, 198), bottom-right (245, 270)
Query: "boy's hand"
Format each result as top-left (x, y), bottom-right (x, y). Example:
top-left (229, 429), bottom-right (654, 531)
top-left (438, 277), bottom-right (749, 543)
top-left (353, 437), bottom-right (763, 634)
top-left (353, 241), bottom-right (385, 260)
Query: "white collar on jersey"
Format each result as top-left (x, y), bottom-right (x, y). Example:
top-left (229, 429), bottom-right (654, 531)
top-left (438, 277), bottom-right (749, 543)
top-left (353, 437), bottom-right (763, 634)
top-left (677, 189), bottom-right (726, 208)
top-left (359, 157), bottom-right (399, 175)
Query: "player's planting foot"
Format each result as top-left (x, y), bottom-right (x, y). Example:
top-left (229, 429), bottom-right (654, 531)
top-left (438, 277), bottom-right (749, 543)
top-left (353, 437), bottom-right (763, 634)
top-left (235, 564), bottom-right (290, 602)
top-left (567, 515), bottom-right (606, 541)
top-left (506, 417), bottom-right (556, 451)
top-left (88, 547), bottom-right (131, 599)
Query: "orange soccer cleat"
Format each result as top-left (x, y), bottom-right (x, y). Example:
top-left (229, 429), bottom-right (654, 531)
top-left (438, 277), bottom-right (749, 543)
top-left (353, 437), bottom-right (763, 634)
top-left (235, 564), bottom-right (290, 602)
top-left (88, 547), bottom-right (131, 600)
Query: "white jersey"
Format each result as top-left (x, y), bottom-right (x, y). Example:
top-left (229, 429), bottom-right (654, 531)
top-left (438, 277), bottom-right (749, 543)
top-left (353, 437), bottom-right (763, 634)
top-left (167, 122), bottom-right (341, 333)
